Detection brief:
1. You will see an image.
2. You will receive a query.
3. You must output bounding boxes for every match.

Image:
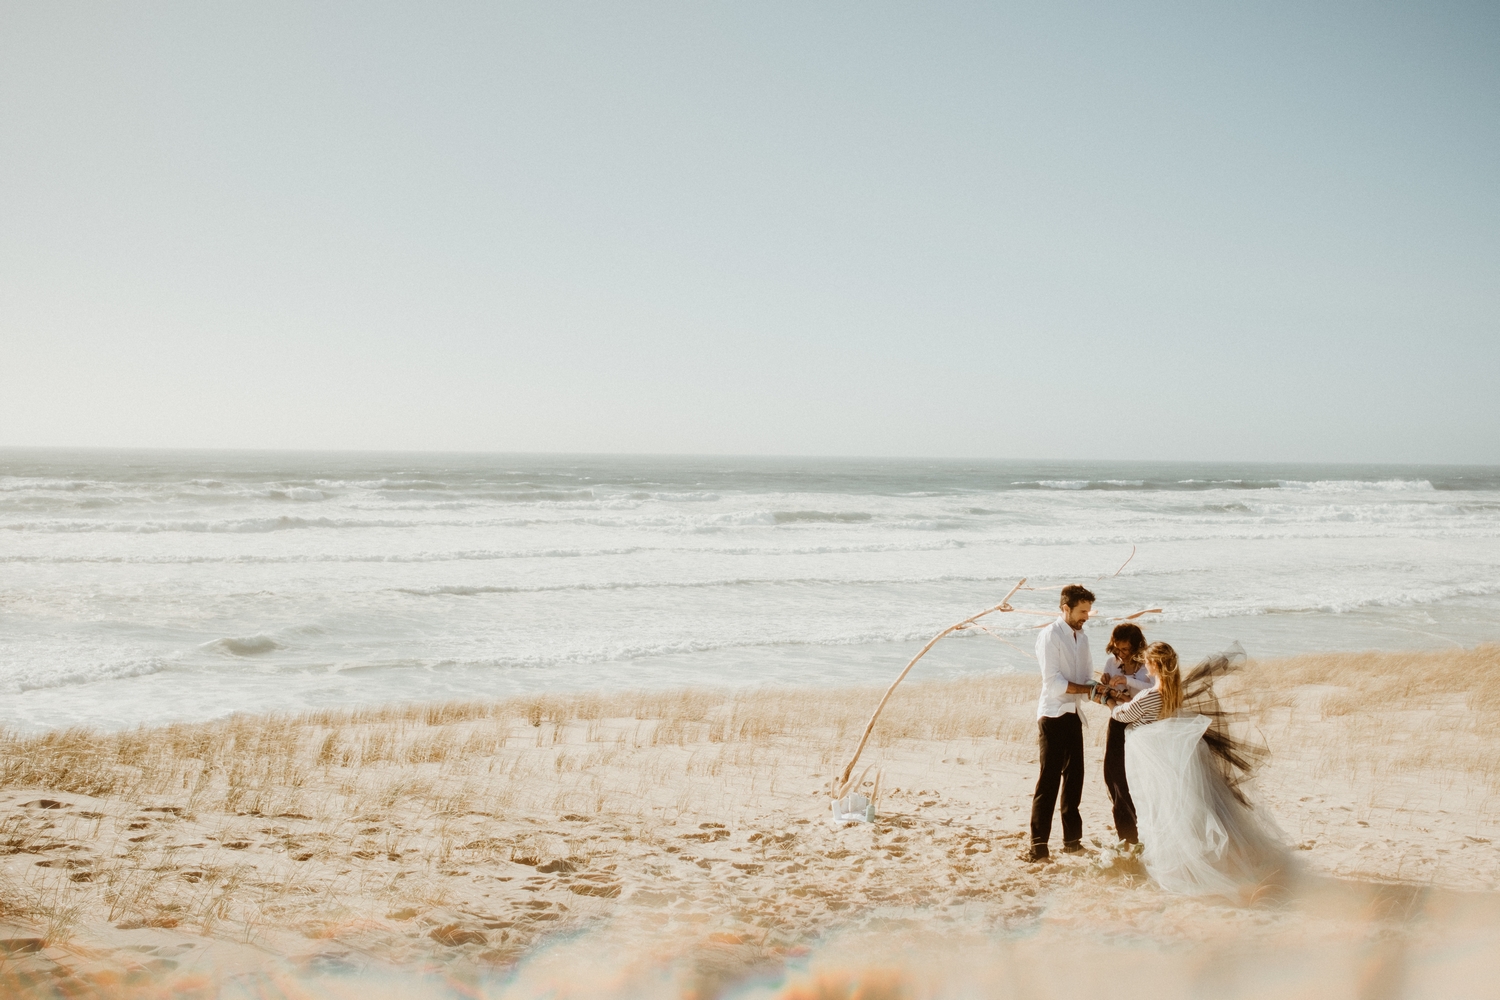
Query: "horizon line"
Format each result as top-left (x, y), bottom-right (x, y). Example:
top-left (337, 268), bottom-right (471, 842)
top-left (0, 444), bottom-right (1497, 470)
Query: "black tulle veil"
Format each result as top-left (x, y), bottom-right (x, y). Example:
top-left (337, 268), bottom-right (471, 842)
top-left (1178, 642), bottom-right (1268, 806)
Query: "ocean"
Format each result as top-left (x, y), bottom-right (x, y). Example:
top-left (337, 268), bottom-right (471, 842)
top-left (3, 449), bottom-right (1498, 732)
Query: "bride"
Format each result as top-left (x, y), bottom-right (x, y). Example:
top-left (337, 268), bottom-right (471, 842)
top-left (1109, 641), bottom-right (1292, 897)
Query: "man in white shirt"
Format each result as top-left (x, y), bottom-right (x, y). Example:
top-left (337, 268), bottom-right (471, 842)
top-left (1024, 584), bottom-right (1097, 862)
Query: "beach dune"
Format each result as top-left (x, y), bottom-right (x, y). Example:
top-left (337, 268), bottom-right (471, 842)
top-left (2, 645), bottom-right (1498, 997)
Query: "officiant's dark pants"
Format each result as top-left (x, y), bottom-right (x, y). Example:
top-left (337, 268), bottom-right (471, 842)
top-left (1104, 718), bottom-right (1138, 844)
top-left (1030, 712), bottom-right (1084, 850)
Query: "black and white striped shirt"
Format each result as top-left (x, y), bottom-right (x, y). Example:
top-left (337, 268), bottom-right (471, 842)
top-left (1111, 687), bottom-right (1162, 729)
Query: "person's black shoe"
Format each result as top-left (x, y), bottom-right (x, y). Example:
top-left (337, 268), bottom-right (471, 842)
top-left (1060, 841), bottom-right (1086, 855)
top-left (1018, 845), bottom-right (1050, 863)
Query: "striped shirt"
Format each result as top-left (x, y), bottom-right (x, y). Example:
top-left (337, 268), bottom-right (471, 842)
top-left (1111, 687), bottom-right (1163, 729)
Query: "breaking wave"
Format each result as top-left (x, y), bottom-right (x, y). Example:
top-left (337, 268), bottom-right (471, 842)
top-left (201, 635), bottom-right (282, 656)
top-left (3, 656), bottom-right (172, 695)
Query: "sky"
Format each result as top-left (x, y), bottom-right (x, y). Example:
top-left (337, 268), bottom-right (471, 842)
top-left (1, 2), bottom-right (1497, 463)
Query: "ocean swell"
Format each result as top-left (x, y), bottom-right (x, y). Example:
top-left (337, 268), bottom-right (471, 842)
top-left (201, 635), bottom-right (282, 656)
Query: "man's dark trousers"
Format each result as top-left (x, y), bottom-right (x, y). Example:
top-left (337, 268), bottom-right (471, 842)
top-left (1030, 712), bottom-right (1084, 851)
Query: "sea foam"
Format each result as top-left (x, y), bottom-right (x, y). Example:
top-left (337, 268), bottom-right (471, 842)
top-left (2, 451), bottom-right (1499, 731)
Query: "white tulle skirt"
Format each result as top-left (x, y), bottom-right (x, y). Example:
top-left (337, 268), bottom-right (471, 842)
top-left (1125, 715), bottom-right (1292, 897)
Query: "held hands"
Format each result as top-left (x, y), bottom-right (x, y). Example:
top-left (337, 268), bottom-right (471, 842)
top-left (1090, 674), bottom-right (1130, 708)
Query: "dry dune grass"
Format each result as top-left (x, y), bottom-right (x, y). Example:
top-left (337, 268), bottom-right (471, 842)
top-left (1238, 644), bottom-right (1500, 798)
top-left (0, 675), bottom-right (1041, 824)
top-left (1247, 643), bottom-right (1500, 717)
top-left (0, 645), bottom-right (1497, 997)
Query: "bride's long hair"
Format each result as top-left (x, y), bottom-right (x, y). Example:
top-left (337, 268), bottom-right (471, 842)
top-left (1145, 642), bottom-right (1182, 717)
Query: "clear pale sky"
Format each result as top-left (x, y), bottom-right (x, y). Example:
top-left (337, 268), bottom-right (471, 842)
top-left (2, 3), bottom-right (1497, 463)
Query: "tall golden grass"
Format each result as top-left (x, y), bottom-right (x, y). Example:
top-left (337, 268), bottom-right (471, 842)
top-left (1235, 644), bottom-right (1500, 792)
top-left (4, 644), bottom-right (1497, 835)
top-left (0, 676), bottom-right (1044, 820)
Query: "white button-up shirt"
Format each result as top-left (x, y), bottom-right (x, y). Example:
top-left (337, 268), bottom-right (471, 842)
top-left (1035, 615), bottom-right (1094, 719)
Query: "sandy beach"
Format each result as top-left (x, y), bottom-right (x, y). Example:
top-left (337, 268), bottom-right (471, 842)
top-left (8, 0), bottom-right (1499, 992)
top-left (0, 645), bottom-right (1497, 997)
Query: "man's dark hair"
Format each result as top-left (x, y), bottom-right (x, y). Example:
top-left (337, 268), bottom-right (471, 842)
top-left (1060, 584), bottom-right (1096, 608)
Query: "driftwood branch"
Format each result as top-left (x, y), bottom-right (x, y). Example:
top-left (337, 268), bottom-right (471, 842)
top-left (833, 577), bottom-right (1028, 798)
top-left (831, 548), bottom-right (1161, 801)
